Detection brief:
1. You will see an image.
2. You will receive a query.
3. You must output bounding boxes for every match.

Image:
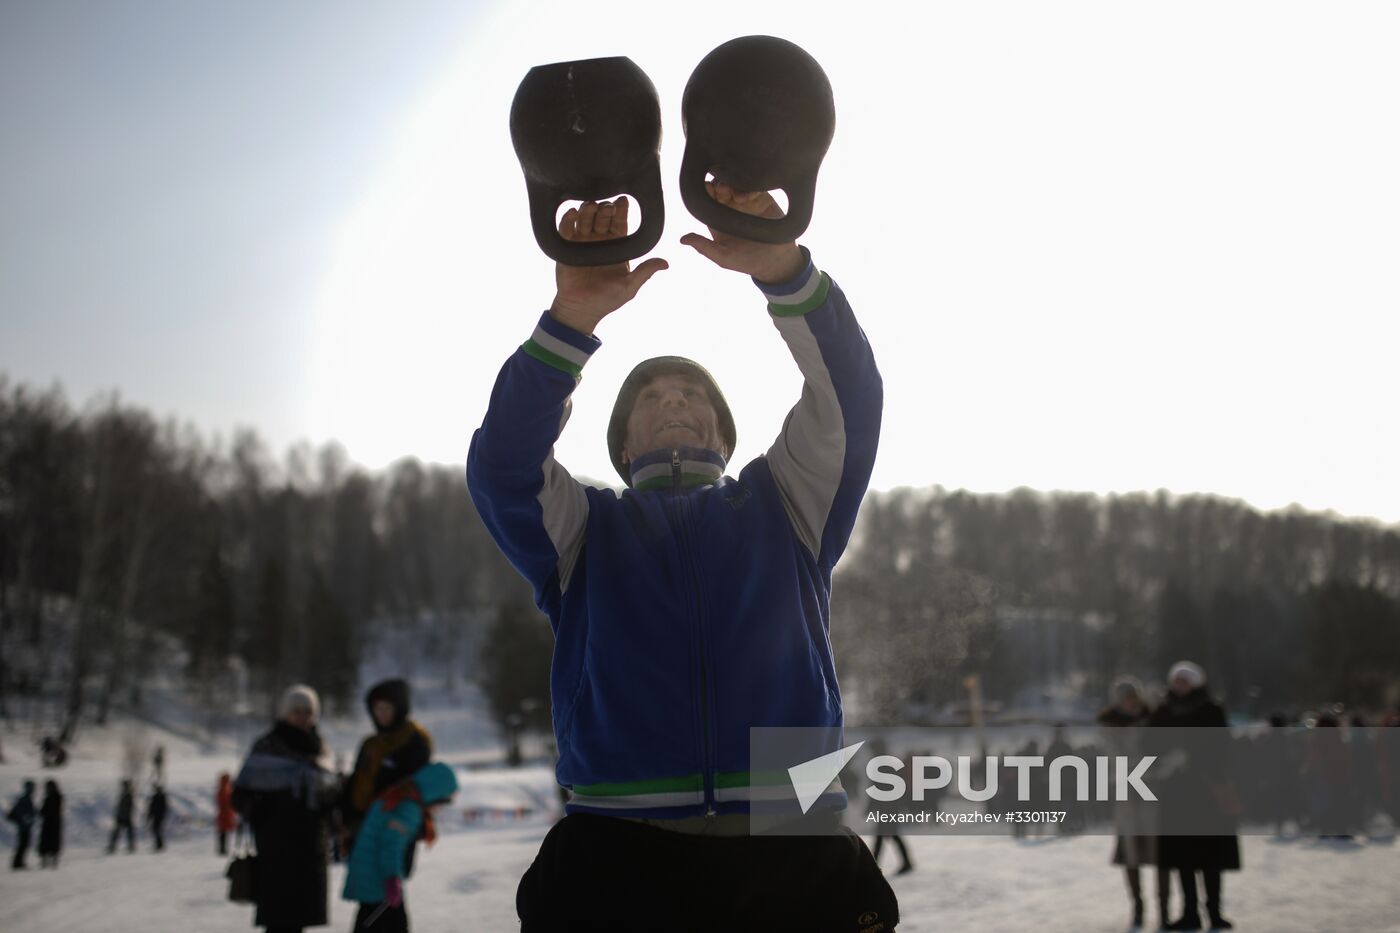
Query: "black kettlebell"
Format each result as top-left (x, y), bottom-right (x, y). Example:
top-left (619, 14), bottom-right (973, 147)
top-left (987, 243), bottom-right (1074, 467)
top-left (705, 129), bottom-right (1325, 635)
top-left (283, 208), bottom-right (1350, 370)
top-left (510, 56), bottom-right (664, 266)
top-left (680, 36), bottom-right (835, 244)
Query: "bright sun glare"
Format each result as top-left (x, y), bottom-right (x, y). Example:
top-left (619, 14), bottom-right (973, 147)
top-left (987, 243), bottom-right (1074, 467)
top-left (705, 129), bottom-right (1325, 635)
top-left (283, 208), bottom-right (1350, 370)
top-left (308, 1), bottom-right (1400, 521)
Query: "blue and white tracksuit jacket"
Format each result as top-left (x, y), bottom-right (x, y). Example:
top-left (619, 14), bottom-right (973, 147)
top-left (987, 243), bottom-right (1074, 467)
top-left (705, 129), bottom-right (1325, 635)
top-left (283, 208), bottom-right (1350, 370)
top-left (466, 250), bottom-right (882, 819)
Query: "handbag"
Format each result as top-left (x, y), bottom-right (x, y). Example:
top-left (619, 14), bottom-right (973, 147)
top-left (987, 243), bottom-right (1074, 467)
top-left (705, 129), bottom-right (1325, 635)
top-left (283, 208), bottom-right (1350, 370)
top-left (225, 834), bottom-right (257, 904)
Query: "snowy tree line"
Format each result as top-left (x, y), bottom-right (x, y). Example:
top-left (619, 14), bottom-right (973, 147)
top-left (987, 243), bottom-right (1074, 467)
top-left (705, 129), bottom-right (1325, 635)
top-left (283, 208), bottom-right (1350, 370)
top-left (833, 487), bottom-right (1400, 721)
top-left (0, 379), bottom-right (531, 735)
top-left (3, 378), bottom-right (1398, 736)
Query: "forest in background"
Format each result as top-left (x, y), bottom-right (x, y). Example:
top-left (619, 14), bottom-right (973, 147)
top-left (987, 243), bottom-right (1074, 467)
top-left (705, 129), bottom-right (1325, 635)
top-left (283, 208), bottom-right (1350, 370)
top-left (3, 377), bottom-right (1397, 738)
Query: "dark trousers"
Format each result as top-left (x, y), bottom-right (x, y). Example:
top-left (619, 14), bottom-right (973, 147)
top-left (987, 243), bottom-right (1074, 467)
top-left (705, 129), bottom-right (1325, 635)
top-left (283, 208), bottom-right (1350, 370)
top-left (352, 902), bottom-right (409, 932)
top-left (1178, 866), bottom-right (1224, 923)
top-left (1125, 867), bottom-right (1171, 925)
top-left (871, 832), bottom-right (912, 871)
top-left (218, 831), bottom-right (228, 855)
top-left (518, 813), bottom-right (899, 932)
top-left (11, 828), bottom-right (30, 868)
top-left (150, 819), bottom-right (165, 851)
top-left (107, 820), bottom-right (135, 853)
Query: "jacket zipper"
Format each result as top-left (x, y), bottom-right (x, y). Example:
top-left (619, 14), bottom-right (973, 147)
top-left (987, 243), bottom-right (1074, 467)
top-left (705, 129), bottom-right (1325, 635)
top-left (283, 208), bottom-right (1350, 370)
top-left (672, 448), bottom-right (717, 817)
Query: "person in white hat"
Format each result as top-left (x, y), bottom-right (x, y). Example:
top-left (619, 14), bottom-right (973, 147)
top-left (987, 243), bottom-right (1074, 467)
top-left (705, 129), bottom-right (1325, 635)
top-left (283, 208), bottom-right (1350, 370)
top-left (233, 684), bottom-right (338, 933)
top-left (1150, 662), bottom-right (1241, 931)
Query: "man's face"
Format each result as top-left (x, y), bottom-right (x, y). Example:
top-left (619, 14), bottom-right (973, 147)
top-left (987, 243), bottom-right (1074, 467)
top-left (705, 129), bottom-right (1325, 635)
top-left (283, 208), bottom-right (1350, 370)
top-left (1169, 674), bottom-right (1194, 697)
top-left (622, 374), bottom-right (727, 465)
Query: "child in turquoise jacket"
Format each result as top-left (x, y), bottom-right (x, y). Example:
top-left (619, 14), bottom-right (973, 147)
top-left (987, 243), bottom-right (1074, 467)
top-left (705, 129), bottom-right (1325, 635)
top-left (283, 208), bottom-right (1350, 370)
top-left (343, 761), bottom-right (458, 932)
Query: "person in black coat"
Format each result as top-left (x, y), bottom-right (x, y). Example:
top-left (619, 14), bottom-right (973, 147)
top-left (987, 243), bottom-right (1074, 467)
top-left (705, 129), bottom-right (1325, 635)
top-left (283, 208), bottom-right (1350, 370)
top-left (1151, 661), bottom-right (1240, 931)
top-left (342, 679), bottom-right (432, 866)
top-left (146, 785), bottom-right (169, 851)
top-left (38, 780), bottom-right (63, 868)
top-left (107, 779), bottom-right (136, 854)
top-left (233, 684), bottom-right (339, 933)
top-left (863, 738), bottom-right (914, 876)
top-left (6, 780), bottom-right (36, 870)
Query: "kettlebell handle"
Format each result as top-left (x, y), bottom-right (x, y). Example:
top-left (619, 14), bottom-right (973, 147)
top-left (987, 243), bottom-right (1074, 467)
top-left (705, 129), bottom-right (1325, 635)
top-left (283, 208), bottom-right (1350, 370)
top-left (679, 152), bottom-right (817, 246)
top-left (527, 172), bottom-right (665, 267)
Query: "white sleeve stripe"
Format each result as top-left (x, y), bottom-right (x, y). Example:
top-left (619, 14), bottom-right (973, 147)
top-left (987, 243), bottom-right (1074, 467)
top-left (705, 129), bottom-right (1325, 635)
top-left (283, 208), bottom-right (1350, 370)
top-left (537, 400), bottom-right (589, 592)
top-left (761, 265), bottom-right (824, 307)
top-left (766, 313), bottom-right (845, 559)
top-left (530, 327), bottom-right (593, 370)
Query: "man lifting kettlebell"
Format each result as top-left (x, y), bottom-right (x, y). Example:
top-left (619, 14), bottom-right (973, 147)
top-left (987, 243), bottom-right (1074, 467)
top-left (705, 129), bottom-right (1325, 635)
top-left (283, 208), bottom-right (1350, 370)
top-left (469, 36), bottom-right (897, 931)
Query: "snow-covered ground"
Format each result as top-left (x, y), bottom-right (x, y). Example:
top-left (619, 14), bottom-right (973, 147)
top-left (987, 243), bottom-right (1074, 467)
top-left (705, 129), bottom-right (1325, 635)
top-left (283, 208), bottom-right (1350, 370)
top-left (3, 810), bottom-right (1399, 931)
top-left (4, 696), bottom-right (1399, 931)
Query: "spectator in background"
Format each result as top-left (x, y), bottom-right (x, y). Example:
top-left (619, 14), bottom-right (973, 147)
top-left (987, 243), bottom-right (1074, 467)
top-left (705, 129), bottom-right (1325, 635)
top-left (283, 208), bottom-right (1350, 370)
top-left (1255, 714), bottom-right (1301, 837)
top-left (1013, 738), bottom-right (1048, 838)
top-left (152, 745), bottom-right (167, 786)
top-left (343, 678), bottom-right (432, 867)
top-left (1045, 724), bottom-right (1082, 835)
top-left (38, 780), bottom-right (64, 868)
top-left (1302, 712), bottom-right (1353, 839)
top-left (147, 784), bottom-right (169, 851)
top-left (39, 736), bottom-right (68, 768)
top-left (216, 772), bottom-right (238, 855)
top-left (233, 684), bottom-right (339, 933)
top-left (1098, 678), bottom-right (1166, 932)
top-left (342, 761), bottom-right (459, 933)
top-left (1379, 709), bottom-right (1400, 825)
top-left (1348, 713), bottom-right (1378, 832)
top-left (6, 779), bottom-right (37, 870)
top-left (107, 779), bottom-right (137, 854)
top-left (1151, 661), bottom-right (1240, 932)
top-left (864, 738), bottom-right (914, 877)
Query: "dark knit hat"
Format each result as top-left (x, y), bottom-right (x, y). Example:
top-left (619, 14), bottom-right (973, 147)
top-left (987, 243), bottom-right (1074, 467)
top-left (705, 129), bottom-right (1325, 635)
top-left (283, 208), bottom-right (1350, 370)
top-left (607, 356), bottom-right (735, 485)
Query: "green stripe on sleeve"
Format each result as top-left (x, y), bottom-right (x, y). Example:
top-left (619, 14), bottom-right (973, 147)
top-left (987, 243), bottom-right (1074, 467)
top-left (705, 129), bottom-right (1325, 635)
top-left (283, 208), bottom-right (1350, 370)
top-left (523, 339), bottom-right (583, 377)
top-left (767, 272), bottom-right (831, 317)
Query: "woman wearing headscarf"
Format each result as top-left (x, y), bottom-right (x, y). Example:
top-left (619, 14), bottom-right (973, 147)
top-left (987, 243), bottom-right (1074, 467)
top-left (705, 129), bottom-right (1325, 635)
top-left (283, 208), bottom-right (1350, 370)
top-left (233, 684), bottom-right (340, 933)
top-left (1150, 662), bottom-right (1241, 931)
top-left (1098, 677), bottom-right (1166, 931)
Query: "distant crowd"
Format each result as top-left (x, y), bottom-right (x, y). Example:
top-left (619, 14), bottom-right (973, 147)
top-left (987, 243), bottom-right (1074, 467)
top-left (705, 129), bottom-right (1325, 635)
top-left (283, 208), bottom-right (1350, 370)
top-left (7, 666), bottom-right (1398, 933)
top-left (863, 660), bottom-right (1400, 932)
top-left (5, 679), bottom-right (453, 933)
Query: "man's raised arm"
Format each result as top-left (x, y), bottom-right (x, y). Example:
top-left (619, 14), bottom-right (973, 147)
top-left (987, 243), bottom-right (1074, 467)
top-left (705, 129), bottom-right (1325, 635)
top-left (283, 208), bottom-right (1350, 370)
top-left (467, 198), bottom-right (667, 606)
top-left (682, 183), bottom-right (882, 569)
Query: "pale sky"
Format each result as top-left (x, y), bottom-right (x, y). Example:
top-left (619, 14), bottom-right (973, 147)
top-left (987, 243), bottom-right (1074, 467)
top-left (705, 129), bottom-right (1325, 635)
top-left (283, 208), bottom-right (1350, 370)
top-left (3, 1), bottom-right (1398, 523)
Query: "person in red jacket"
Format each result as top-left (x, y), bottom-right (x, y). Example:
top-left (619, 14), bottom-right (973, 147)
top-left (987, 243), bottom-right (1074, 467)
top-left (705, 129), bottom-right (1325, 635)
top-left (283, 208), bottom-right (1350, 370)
top-left (216, 772), bottom-right (238, 855)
